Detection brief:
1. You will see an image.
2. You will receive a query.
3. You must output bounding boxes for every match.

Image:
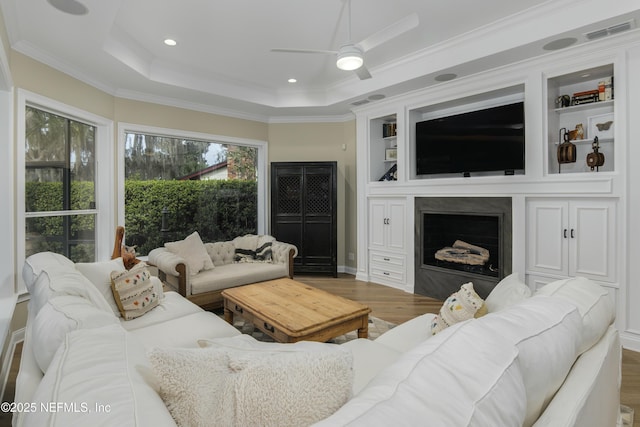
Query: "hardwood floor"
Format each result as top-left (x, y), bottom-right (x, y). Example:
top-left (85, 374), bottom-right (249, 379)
top-left (1, 274), bottom-right (638, 426)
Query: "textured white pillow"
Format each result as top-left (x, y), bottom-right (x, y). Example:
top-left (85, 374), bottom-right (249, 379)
top-left (148, 345), bottom-right (353, 427)
top-left (485, 272), bottom-right (532, 312)
top-left (32, 295), bottom-right (118, 373)
top-left (431, 282), bottom-right (486, 334)
top-left (165, 231), bottom-right (214, 275)
top-left (536, 276), bottom-right (615, 354)
top-left (76, 258), bottom-right (126, 315)
top-left (110, 262), bottom-right (160, 320)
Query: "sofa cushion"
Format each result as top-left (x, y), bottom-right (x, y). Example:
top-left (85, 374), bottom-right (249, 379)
top-left (32, 295), bottom-right (118, 373)
top-left (485, 272), bottom-right (532, 312)
top-left (110, 262), bottom-right (160, 320)
top-left (373, 312), bottom-right (436, 353)
top-left (128, 311), bottom-right (240, 348)
top-left (536, 276), bottom-right (615, 354)
top-left (119, 290), bottom-right (203, 331)
top-left (27, 263), bottom-right (113, 316)
top-left (477, 295), bottom-right (583, 427)
top-left (431, 282), bottom-right (486, 334)
top-left (340, 338), bottom-right (402, 394)
top-left (148, 344), bottom-right (353, 427)
top-left (75, 257), bottom-right (127, 316)
top-left (165, 230), bottom-right (215, 275)
top-left (190, 262), bottom-right (287, 294)
top-left (22, 251), bottom-right (75, 290)
top-left (315, 319), bottom-right (526, 427)
top-left (23, 324), bottom-right (173, 427)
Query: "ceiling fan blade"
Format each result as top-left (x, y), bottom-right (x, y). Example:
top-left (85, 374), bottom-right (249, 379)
top-left (357, 13), bottom-right (419, 52)
top-left (355, 65), bottom-right (371, 80)
top-left (271, 48), bottom-right (337, 55)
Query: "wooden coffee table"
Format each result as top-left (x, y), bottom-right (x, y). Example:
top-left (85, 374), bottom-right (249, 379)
top-left (221, 278), bottom-right (371, 343)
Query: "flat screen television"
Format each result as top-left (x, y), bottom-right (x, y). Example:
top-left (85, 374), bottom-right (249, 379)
top-left (415, 102), bottom-right (525, 176)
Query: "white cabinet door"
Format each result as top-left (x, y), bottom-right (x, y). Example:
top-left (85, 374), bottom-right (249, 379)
top-left (368, 198), bottom-right (406, 252)
top-left (526, 198), bottom-right (616, 283)
top-left (569, 200), bottom-right (616, 282)
top-left (526, 200), bottom-right (569, 276)
top-left (369, 199), bottom-right (387, 250)
top-left (387, 199), bottom-right (406, 251)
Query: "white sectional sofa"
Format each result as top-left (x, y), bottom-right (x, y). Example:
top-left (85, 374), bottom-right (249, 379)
top-left (148, 233), bottom-right (297, 310)
top-left (13, 252), bottom-right (620, 427)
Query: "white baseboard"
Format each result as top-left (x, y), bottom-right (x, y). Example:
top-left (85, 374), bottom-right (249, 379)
top-left (338, 265), bottom-right (357, 276)
top-left (1, 327), bottom-right (24, 400)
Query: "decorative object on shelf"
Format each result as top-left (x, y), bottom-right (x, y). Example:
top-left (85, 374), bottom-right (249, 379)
top-left (586, 136), bottom-right (605, 172)
top-left (385, 148), bottom-right (397, 161)
top-left (567, 123), bottom-right (584, 141)
top-left (572, 89), bottom-right (600, 106)
top-left (557, 127), bottom-right (577, 173)
top-left (588, 113), bottom-right (614, 139)
top-left (378, 163), bottom-right (397, 181)
top-left (555, 94), bottom-right (571, 108)
top-left (382, 122), bottom-right (397, 138)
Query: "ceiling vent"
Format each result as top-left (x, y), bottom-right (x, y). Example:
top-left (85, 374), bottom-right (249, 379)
top-left (351, 99), bottom-right (370, 106)
top-left (585, 20), bottom-right (635, 40)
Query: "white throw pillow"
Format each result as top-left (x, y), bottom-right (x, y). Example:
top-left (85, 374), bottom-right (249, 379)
top-left (76, 258), bottom-right (127, 316)
top-left (165, 231), bottom-right (214, 275)
top-left (536, 276), bottom-right (615, 354)
top-left (485, 272), bottom-right (532, 312)
top-left (431, 282), bottom-right (486, 334)
top-left (148, 345), bottom-right (353, 427)
top-left (315, 320), bottom-right (526, 427)
top-left (32, 295), bottom-right (118, 373)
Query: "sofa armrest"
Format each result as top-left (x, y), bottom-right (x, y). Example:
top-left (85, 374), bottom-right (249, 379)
top-left (148, 248), bottom-right (190, 297)
top-left (271, 241), bottom-right (298, 278)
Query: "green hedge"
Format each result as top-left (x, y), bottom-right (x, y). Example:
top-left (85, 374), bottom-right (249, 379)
top-left (124, 179), bottom-right (257, 255)
top-left (25, 179), bottom-right (258, 259)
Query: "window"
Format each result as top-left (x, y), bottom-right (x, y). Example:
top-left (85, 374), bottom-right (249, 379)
top-left (119, 125), bottom-right (267, 256)
top-left (17, 90), bottom-right (114, 292)
top-left (24, 106), bottom-right (97, 261)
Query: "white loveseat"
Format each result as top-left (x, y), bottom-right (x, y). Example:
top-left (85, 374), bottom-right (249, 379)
top-left (148, 233), bottom-right (297, 310)
top-left (13, 252), bottom-right (620, 427)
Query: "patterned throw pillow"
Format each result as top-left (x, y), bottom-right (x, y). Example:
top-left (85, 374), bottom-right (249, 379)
top-left (233, 234), bottom-right (275, 262)
top-left (110, 263), bottom-right (160, 320)
top-left (431, 282), bottom-right (487, 335)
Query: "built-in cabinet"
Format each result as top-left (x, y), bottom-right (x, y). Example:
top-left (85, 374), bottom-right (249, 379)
top-left (354, 33), bottom-right (637, 348)
top-left (369, 115), bottom-right (398, 182)
top-left (368, 197), bottom-right (406, 288)
top-left (525, 198), bottom-right (616, 288)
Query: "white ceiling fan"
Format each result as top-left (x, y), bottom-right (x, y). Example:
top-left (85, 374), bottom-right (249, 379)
top-left (271, 0), bottom-right (419, 80)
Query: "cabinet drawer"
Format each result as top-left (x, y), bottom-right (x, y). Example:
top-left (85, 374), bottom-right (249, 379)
top-left (370, 266), bottom-right (405, 282)
top-left (370, 252), bottom-right (405, 268)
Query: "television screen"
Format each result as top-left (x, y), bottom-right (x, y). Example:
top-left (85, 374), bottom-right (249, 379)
top-left (416, 102), bottom-right (525, 176)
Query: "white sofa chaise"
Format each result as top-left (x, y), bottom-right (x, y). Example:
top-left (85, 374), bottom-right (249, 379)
top-left (13, 252), bottom-right (620, 427)
top-left (148, 233), bottom-right (298, 310)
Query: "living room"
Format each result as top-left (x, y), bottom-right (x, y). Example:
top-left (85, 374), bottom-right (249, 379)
top-left (0, 1), bottom-right (640, 426)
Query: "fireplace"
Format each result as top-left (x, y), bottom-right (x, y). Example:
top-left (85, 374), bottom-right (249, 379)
top-left (415, 197), bottom-right (512, 300)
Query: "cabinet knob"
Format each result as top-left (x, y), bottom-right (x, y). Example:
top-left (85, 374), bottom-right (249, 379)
top-left (563, 229), bottom-right (568, 239)
top-left (571, 229), bottom-right (575, 238)
top-left (383, 257), bottom-right (390, 261)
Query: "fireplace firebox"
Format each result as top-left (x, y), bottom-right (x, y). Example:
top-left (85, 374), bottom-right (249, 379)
top-left (415, 197), bottom-right (512, 300)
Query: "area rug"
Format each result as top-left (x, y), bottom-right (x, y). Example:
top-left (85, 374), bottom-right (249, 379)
top-left (218, 313), bottom-right (396, 344)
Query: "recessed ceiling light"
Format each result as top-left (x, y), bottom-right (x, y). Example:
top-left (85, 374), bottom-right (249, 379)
top-left (542, 37), bottom-right (577, 51)
top-left (164, 39), bottom-right (177, 47)
top-left (288, 78), bottom-right (297, 83)
top-left (581, 73), bottom-right (591, 78)
top-left (435, 73), bottom-right (457, 82)
top-left (47, 0), bottom-right (88, 15)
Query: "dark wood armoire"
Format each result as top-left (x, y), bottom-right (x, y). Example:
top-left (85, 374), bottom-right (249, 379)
top-left (270, 161), bottom-right (337, 277)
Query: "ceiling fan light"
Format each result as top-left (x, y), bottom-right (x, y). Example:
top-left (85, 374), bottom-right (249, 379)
top-left (336, 46), bottom-right (363, 71)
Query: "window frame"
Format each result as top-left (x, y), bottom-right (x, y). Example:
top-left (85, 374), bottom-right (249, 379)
top-left (17, 90), bottom-right (115, 294)
top-left (116, 123), bottom-right (268, 237)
